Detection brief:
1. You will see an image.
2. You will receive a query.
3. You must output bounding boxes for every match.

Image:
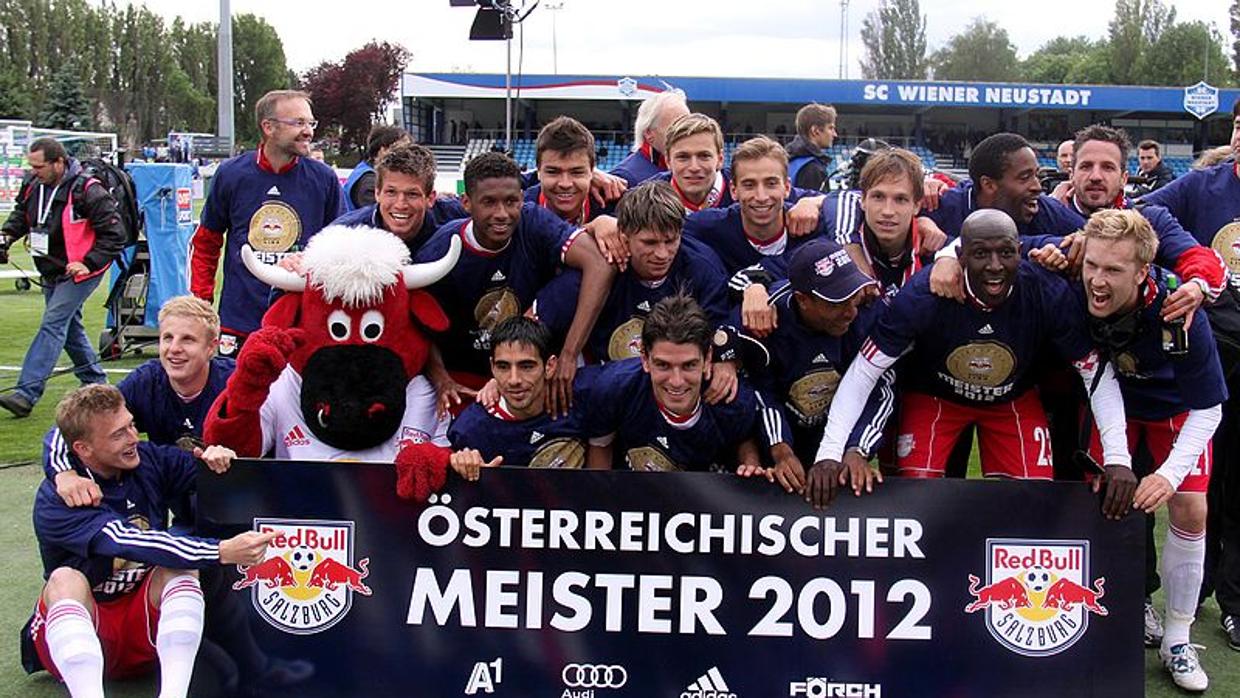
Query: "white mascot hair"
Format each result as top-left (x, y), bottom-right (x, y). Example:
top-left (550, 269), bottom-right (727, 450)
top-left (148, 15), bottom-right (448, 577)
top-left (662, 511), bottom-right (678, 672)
top-left (302, 225), bottom-right (411, 307)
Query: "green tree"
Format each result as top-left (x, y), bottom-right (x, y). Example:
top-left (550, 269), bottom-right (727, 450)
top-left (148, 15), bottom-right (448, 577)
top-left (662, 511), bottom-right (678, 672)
top-left (932, 18), bottom-right (1021, 82)
top-left (0, 68), bottom-right (35, 120)
top-left (1231, 0), bottom-right (1239, 73)
top-left (858, 0), bottom-right (929, 79)
top-left (1107, 0), bottom-right (1176, 84)
top-left (232, 14), bottom-right (292, 146)
top-left (1021, 36), bottom-right (1098, 84)
top-left (1138, 21), bottom-right (1234, 86)
top-left (37, 62), bottom-right (92, 129)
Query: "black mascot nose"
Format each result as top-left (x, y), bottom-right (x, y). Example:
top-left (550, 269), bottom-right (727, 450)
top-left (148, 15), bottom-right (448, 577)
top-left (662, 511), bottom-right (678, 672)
top-left (300, 345), bottom-right (408, 451)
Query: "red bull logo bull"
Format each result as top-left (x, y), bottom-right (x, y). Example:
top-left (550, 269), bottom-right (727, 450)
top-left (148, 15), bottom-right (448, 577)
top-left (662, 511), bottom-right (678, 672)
top-left (964, 539), bottom-right (1106, 657)
top-left (236, 518), bottom-right (371, 635)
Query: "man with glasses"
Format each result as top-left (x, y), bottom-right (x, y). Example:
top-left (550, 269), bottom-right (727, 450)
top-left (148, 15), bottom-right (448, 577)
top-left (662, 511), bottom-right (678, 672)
top-left (189, 89), bottom-right (343, 358)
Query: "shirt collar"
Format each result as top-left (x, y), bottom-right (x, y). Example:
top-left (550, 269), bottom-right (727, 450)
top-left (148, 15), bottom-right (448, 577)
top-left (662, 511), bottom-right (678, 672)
top-left (256, 144), bottom-right (298, 175)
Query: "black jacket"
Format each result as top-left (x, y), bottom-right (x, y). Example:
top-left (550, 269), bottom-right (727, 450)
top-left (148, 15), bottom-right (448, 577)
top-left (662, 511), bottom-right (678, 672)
top-left (1136, 161), bottom-right (1176, 196)
top-left (1, 159), bottom-right (126, 279)
top-left (785, 135), bottom-right (833, 191)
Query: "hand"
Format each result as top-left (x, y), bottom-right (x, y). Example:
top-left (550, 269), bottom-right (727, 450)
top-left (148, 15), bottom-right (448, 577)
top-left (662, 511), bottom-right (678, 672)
top-left (0, 238), bottom-right (10, 264)
top-left (1061, 232), bottom-right (1086, 272)
top-left (450, 449), bottom-right (502, 482)
top-left (193, 445), bottom-right (237, 474)
top-left (1029, 243), bottom-right (1069, 271)
top-left (1133, 473), bottom-right (1176, 513)
top-left (589, 169), bottom-right (627, 206)
top-left (54, 470), bottom-right (102, 508)
top-left (929, 257), bottom-right (964, 301)
top-left (921, 177), bottom-right (948, 211)
top-left (276, 252), bottom-right (306, 276)
top-left (432, 375), bottom-right (478, 419)
top-left (736, 463), bottom-right (774, 481)
top-left (787, 196), bottom-right (824, 236)
top-left (770, 443), bottom-right (806, 494)
top-left (805, 458), bottom-right (847, 509)
top-left (1162, 281), bottom-right (1204, 331)
top-left (703, 360), bottom-right (739, 405)
top-left (219, 530), bottom-right (278, 566)
top-left (584, 215), bottom-right (629, 271)
top-left (1050, 180), bottom-right (1074, 205)
top-left (548, 355), bottom-right (578, 418)
top-left (741, 284), bottom-right (777, 337)
top-left (843, 450), bottom-right (883, 496)
top-left (64, 261), bottom-right (89, 277)
top-left (918, 217), bottom-right (948, 253)
top-left (1091, 464), bottom-right (1137, 520)
top-left (235, 326), bottom-right (307, 388)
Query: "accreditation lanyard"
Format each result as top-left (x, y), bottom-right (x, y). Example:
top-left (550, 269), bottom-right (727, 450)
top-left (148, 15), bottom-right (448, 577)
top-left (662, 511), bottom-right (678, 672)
top-left (30, 183), bottom-right (61, 256)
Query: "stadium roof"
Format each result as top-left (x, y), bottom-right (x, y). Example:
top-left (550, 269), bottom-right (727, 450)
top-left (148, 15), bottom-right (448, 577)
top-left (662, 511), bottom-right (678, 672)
top-left (404, 73), bottom-right (1240, 118)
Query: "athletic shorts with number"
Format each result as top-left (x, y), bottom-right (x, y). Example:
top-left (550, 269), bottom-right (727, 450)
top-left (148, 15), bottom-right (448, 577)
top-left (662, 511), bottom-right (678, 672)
top-left (27, 571), bottom-right (160, 681)
top-left (895, 389), bottom-right (1053, 480)
top-left (1087, 411), bottom-right (1211, 493)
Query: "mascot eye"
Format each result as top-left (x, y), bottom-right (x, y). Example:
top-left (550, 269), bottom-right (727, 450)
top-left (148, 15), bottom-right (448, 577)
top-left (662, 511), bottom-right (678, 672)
top-left (328, 310), bottom-right (351, 341)
top-left (360, 310), bottom-right (385, 343)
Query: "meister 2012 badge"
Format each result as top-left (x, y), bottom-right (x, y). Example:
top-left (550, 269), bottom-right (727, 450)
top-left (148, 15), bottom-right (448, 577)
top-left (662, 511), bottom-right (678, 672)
top-left (964, 538), bottom-right (1108, 657)
top-left (233, 518), bottom-right (372, 635)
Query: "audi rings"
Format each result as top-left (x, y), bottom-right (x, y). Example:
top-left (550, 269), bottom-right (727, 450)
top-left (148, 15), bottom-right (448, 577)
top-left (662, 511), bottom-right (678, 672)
top-left (562, 663), bottom-right (628, 688)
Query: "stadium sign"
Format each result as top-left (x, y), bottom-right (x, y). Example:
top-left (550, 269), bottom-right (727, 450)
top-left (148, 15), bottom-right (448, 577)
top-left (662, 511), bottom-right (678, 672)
top-left (200, 462), bottom-right (1143, 697)
top-left (1183, 81), bottom-right (1219, 119)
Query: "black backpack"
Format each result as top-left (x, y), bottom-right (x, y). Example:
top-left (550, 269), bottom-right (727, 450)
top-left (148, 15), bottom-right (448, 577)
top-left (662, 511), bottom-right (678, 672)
top-left (74, 158), bottom-right (143, 245)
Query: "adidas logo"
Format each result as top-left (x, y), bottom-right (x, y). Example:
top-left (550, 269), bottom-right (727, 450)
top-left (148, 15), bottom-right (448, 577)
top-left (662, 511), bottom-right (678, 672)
top-left (491, 269), bottom-right (507, 282)
top-left (266, 185), bottom-right (281, 196)
top-left (283, 425), bottom-right (311, 448)
top-left (637, 300), bottom-right (651, 312)
top-left (812, 353), bottom-right (829, 364)
top-left (182, 418), bottom-right (194, 430)
top-left (126, 499), bottom-right (136, 510)
top-left (978, 324), bottom-right (994, 335)
top-left (683, 667), bottom-right (737, 698)
top-left (657, 436), bottom-right (669, 449)
top-left (530, 430), bottom-right (544, 444)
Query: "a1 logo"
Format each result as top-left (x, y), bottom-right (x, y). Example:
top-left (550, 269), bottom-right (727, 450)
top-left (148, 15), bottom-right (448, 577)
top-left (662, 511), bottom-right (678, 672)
top-left (464, 657), bottom-right (503, 695)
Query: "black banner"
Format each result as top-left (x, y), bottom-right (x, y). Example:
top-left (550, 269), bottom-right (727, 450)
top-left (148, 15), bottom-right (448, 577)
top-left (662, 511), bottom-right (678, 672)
top-left (198, 462), bottom-right (1144, 697)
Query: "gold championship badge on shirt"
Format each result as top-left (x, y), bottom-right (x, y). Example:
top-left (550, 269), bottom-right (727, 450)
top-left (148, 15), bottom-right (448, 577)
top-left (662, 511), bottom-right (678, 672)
top-left (945, 341), bottom-right (1017, 388)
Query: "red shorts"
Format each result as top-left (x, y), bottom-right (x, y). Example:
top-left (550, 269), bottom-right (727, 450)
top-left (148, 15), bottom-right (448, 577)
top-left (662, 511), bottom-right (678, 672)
top-left (29, 572), bottom-right (159, 681)
top-left (1088, 412), bottom-right (1212, 493)
top-left (895, 390), bottom-right (1053, 480)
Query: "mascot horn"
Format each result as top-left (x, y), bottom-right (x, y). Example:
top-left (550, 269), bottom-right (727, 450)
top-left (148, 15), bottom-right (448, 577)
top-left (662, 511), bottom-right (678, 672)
top-left (204, 224), bottom-right (462, 502)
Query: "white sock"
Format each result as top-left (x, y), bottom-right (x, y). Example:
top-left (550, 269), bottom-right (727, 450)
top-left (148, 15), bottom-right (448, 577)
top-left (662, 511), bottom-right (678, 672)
top-left (1162, 524), bottom-right (1205, 651)
top-left (156, 575), bottom-right (205, 698)
top-left (44, 599), bottom-right (104, 698)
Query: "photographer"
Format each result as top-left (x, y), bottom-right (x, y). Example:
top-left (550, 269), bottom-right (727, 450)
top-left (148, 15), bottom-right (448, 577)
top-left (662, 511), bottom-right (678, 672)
top-left (0, 138), bottom-right (126, 418)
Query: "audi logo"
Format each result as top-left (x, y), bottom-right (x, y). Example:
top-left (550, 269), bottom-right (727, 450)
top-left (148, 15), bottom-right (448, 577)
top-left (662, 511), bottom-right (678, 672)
top-left (562, 663), bottom-right (628, 688)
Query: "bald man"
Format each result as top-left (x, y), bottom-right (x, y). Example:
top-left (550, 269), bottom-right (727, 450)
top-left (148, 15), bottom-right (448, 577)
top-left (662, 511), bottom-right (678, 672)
top-left (1056, 140), bottom-right (1075, 173)
top-left (808, 209), bottom-right (1136, 513)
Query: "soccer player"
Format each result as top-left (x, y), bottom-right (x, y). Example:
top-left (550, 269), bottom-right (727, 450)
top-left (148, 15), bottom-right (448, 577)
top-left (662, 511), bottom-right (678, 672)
top-left (448, 317), bottom-right (591, 478)
top-left (1079, 210), bottom-right (1225, 691)
top-left (649, 113), bottom-right (734, 211)
top-left (809, 209), bottom-right (1136, 511)
top-left (611, 89), bottom-right (690, 187)
top-left (415, 152), bottom-right (613, 410)
top-left (525, 116), bottom-right (615, 225)
top-left (332, 144), bottom-right (465, 256)
top-left (190, 90), bottom-right (344, 356)
top-left (729, 238), bottom-right (893, 493)
top-left (584, 294), bottom-right (786, 474)
top-left (21, 384), bottom-right (275, 698)
top-left (341, 124), bottom-right (410, 212)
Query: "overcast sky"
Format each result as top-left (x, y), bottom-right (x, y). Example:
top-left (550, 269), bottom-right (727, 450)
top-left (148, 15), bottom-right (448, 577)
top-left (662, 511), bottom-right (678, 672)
top-left (125, 0), bottom-right (1232, 79)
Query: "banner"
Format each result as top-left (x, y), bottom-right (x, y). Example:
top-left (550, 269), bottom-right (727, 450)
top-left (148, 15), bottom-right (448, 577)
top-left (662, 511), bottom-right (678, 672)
top-left (198, 462), bottom-right (1144, 697)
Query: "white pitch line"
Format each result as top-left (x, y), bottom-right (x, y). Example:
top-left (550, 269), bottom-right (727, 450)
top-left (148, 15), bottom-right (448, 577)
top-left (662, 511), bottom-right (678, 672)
top-left (0, 364), bottom-right (134, 375)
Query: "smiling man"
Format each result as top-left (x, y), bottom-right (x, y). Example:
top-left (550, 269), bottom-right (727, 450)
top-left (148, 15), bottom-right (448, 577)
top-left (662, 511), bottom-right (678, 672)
top-left (810, 209), bottom-right (1136, 511)
top-left (524, 117), bottom-right (613, 225)
top-left (190, 90), bottom-right (344, 356)
top-left (331, 144), bottom-right (465, 256)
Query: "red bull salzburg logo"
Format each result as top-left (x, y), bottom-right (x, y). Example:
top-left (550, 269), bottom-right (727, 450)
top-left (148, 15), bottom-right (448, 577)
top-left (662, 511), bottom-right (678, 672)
top-left (965, 539), bottom-right (1106, 657)
top-left (233, 519), bottom-right (371, 635)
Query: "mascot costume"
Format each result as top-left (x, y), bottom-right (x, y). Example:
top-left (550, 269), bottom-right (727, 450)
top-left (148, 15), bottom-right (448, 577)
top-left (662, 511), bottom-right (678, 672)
top-left (204, 224), bottom-right (462, 502)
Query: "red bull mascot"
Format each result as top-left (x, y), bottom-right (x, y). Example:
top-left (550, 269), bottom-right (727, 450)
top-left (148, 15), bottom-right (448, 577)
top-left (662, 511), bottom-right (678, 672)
top-left (204, 224), bottom-right (462, 502)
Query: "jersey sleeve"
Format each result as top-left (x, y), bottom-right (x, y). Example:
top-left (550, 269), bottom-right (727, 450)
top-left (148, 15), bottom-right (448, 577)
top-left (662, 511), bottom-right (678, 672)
top-left (524, 204), bottom-right (579, 270)
top-left (530, 269), bottom-right (581, 338)
top-left (149, 444), bottom-right (200, 504)
top-left (1174, 307), bottom-right (1230, 410)
top-left (845, 367), bottom-right (898, 457)
top-left (718, 379), bottom-right (765, 448)
top-left (687, 245), bottom-right (732, 327)
top-left (191, 171), bottom-right (230, 301)
top-left (1043, 275), bottom-right (1095, 363)
top-left (42, 427), bottom-right (74, 478)
top-left (581, 364), bottom-right (627, 440)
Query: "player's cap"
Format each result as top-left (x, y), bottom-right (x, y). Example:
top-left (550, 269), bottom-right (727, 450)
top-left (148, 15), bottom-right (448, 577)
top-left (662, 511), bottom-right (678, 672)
top-left (788, 238), bottom-right (877, 303)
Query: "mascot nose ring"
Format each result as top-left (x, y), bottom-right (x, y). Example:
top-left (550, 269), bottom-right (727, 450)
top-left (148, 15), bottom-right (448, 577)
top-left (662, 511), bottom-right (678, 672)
top-left (316, 403), bottom-right (331, 428)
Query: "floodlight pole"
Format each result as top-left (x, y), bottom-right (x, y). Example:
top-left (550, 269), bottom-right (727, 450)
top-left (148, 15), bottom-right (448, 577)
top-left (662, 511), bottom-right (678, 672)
top-left (506, 36), bottom-right (512, 151)
top-left (838, 0), bottom-right (849, 79)
top-left (217, 0), bottom-right (235, 154)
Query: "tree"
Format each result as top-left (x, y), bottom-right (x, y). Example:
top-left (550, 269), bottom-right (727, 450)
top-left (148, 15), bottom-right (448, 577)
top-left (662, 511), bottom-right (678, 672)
top-left (932, 18), bottom-right (1021, 82)
top-left (302, 41), bottom-right (411, 154)
top-left (1138, 21), bottom-right (1234, 86)
top-left (0, 68), bottom-right (35, 120)
top-left (1021, 36), bottom-right (1098, 84)
top-left (232, 14), bottom-right (292, 146)
top-left (858, 0), bottom-right (929, 80)
top-left (1231, 0), bottom-right (1239, 74)
top-left (1107, 0), bottom-right (1176, 84)
top-left (37, 63), bottom-right (92, 129)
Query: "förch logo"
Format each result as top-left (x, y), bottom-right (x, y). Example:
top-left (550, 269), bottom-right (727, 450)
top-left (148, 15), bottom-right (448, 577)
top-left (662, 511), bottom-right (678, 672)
top-left (965, 538), bottom-right (1106, 656)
